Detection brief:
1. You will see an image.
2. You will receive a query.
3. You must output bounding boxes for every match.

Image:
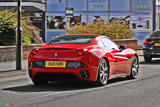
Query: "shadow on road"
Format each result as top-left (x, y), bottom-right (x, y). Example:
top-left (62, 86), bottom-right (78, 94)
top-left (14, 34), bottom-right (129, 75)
top-left (140, 58), bottom-right (160, 65)
top-left (2, 81), bottom-right (95, 92)
top-left (108, 77), bottom-right (131, 85)
top-left (2, 77), bottom-right (131, 93)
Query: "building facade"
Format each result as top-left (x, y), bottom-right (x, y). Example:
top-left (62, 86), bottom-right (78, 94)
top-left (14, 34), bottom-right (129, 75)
top-left (0, 0), bottom-right (156, 43)
top-left (46, 0), bottom-right (156, 43)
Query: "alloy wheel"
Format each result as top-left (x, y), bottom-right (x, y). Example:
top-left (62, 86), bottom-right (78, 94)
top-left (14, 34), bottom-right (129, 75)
top-left (128, 56), bottom-right (139, 79)
top-left (96, 59), bottom-right (109, 86)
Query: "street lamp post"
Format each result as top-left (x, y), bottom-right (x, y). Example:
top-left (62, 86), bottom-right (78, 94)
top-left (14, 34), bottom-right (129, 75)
top-left (16, 0), bottom-right (22, 70)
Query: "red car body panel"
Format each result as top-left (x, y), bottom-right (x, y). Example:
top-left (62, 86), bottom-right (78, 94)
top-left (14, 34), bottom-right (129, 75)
top-left (28, 34), bottom-right (138, 82)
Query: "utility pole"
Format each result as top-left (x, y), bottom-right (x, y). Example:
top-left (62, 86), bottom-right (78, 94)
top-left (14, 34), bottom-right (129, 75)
top-left (16, 0), bottom-right (22, 70)
top-left (157, 0), bottom-right (160, 30)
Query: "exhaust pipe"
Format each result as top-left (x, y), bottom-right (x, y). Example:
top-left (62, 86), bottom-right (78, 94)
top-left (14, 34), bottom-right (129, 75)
top-left (80, 70), bottom-right (89, 79)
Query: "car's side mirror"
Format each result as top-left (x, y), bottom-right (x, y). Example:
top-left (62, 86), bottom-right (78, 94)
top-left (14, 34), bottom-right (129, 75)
top-left (119, 45), bottom-right (126, 50)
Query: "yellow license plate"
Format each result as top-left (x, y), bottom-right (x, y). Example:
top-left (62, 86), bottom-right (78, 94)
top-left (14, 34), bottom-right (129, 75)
top-left (45, 61), bottom-right (66, 68)
top-left (155, 43), bottom-right (160, 46)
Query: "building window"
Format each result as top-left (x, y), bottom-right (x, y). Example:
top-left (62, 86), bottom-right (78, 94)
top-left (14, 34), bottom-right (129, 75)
top-left (47, 0), bottom-right (66, 11)
top-left (109, 12), bottom-right (130, 25)
top-left (110, 0), bottom-right (129, 11)
top-left (131, 12), bottom-right (152, 30)
top-left (132, 0), bottom-right (152, 11)
top-left (47, 13), bottom-right (66, 29)
top-left (68, 0), bottom-right (87, 11)
top-left (70, 12), bottom-right (87, 26)
top-left (88, 12), bottom-right (108, 24)
top-left (47, 12), bottom-right (87, 29)
top-left (88, 0), bottom-right (108, 11)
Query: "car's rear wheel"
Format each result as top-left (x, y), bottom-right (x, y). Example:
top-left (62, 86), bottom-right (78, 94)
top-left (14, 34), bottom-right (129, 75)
top-left (96, 59), bottom-right (109, 86)
top-left (127, 56), bottom-right (139, 79)
top-left (32, 78), bottom-right (48, 86)
top-left (144, 55), bottom-right (152, 62)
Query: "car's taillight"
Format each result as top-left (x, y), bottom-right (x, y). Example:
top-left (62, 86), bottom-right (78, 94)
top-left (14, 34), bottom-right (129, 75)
top-left (31, 49), bottom-right (38, 56)
top-left (144, 40), bottom-right (152, 45)
top-left (77, 49), bottom-right (85, 56)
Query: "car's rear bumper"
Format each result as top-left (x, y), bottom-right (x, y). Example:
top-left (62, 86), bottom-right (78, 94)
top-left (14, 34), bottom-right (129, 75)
top-left (28, 67), bottom-right (98, 82)
top-left (143, 48), bottom-right (160, 57)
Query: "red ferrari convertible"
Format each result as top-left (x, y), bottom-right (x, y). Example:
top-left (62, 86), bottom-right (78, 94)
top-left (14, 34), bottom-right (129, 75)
top-left (28, 34), bottom-right (139, 86)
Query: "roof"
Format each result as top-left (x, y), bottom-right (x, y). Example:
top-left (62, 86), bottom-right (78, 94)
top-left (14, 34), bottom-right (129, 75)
top-left (0, 6), bottom-right (43, 12)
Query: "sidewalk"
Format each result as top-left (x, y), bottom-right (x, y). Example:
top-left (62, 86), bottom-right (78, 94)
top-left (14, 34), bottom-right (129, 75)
top-left (0, 59), bottom-right (28, 72)
top-left (137, 49), bottom-right (143, 56)
top-left (0, 60), bottom-right (28, 82)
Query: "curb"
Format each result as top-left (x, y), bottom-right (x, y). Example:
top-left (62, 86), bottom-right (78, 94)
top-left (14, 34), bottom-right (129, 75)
top-left (0, 70), bottom-right (28, 82)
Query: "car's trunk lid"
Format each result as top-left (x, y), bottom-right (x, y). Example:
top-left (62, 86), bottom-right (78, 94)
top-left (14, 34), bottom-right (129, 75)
top-left (36, 44), bottom-right (90, 59)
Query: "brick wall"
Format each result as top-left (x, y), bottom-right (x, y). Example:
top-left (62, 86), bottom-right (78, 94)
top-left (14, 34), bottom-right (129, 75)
top-left (0, 44), bottom-right (43, 62)
top-left (113, 39), bottom-right (137, 51)
top-left (0, 46), bottom-right (16, 62)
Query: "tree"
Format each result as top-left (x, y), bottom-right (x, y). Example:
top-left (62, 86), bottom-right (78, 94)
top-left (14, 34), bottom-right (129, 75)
top-left (0, 9), bottom-right (43, 46)
top-left (0, 9), bottom-right (16, 45)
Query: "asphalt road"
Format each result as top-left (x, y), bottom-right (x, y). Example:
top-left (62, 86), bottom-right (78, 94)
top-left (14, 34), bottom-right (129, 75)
top-left (0, 57), bottom-right (160, 107)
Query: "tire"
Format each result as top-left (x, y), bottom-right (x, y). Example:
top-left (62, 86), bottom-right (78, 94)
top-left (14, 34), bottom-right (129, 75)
top-left (127, 56), bottom-right (139, 79)
top-left (144, 55), bottom-right (152, 62)
top-left (96, 59), bottom-right (109, 86)
top-left (32, 78), bottom-right (48, 86)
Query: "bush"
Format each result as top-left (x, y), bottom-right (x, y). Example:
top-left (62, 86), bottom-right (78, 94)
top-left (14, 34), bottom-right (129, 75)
top-left (67, 21), bottom-right (134, 39)
top-left (0, 29), bottom-right (16, 45)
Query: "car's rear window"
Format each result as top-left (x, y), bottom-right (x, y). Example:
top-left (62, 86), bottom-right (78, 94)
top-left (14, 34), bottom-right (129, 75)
top-left (48, 35), bottom-right (96, 45)
top-left (150, 31), bottom-right (160, 38)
